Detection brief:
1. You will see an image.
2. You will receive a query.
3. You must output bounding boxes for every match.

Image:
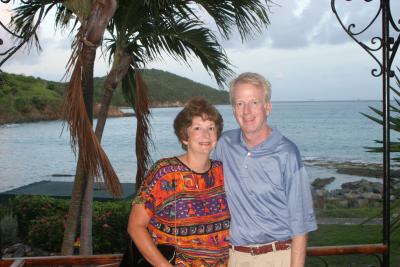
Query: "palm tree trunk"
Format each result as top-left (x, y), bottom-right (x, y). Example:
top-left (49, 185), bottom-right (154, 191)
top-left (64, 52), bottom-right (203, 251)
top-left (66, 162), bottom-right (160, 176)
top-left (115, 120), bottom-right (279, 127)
top-left (61, 45), bottom-right (97, 255)
top-left (61, 159), bottom-right (86, 255)
top-left (75, 49), bottom-right (132, 255)
top-left (61, 0), bottom-right (118, 255)
top-left (79, 43), bottom-right (97, 255)
top-left (80, 172), bottom-right (94, 255)
top-left (95, 47), bottom-right (132, 138)
top-left (79, 0), bottom-right (118, 254)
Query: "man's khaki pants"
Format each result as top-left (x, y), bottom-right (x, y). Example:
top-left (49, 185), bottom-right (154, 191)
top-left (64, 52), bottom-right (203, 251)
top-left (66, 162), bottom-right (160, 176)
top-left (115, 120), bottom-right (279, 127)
top-left (228, 247), bottom-right (291, 267)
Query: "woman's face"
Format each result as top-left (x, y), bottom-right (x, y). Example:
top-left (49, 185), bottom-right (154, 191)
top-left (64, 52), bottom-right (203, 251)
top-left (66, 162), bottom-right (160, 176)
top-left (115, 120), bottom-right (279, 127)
top-left (183, 116), bottom-right (218, 156)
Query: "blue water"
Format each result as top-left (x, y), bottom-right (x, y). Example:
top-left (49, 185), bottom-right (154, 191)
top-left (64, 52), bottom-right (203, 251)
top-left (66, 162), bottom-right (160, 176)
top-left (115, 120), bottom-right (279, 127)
top-left (0, 101), bottom-right (387, 192)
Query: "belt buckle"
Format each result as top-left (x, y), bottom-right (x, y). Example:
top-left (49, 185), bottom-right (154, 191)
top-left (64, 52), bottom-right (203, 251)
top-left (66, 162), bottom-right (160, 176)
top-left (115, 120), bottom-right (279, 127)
top-left (250, 246), bottom-right (258, 256)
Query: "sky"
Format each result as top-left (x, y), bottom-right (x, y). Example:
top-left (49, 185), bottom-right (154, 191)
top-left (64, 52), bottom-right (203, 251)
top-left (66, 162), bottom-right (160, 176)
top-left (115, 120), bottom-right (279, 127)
top-left (1, 0), bottom-right (399, 101)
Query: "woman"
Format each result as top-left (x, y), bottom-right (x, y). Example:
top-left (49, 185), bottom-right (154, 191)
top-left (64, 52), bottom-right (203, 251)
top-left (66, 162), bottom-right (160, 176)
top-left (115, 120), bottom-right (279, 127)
top-left (128, 97), bottom-right (230, 267)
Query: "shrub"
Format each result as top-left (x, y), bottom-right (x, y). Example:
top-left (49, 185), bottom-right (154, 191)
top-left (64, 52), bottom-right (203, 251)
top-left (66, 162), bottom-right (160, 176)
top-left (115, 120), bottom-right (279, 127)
top-left (0, 214), bottom-right (19, 245)
top-left (28, 215), bottom-right (64, 252)
top-left (8, 195), bottom-right (132, 253)
top-left (47, 83), bottom-right (56, 91)
top-left (93, 201), bottom-right (131, 253)
top-left (11, 195), bottom-right (69, 239)
top-left (0, 96), bottom-right (14, 114)
top-left (31, 96), bottom-right (47, 111)
top-left (14, 98), bottom-right (32, 113)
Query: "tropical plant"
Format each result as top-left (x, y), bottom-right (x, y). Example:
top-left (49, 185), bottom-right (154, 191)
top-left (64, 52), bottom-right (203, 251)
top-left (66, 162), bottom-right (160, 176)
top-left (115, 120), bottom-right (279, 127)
top-left (9, 0), bottom-right (121, 255)
top-left (83, 0), bottom-right (271, 253)
top-left (361, 68), bottom-right (400, 234)
top-left (8, 0), bottom-right (273, 255)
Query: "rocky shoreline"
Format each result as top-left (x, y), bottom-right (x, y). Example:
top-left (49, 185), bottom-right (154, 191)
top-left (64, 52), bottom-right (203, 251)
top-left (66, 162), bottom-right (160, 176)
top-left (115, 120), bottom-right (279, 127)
top-left (0, 104), bottom-right (135, 125)
top-left (306, 160), bottom-right (399, 209)
top-left (305, 159), bottom-right (400, 178)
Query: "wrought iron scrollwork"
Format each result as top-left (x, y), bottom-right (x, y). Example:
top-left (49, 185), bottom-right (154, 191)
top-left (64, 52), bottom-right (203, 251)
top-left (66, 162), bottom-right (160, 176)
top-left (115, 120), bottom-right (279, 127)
top-left (331, 0), bottom-right (400, 77)
top-left (331, 1), bottom-right (399, 267)
top-left (0, 0), bottom-right (32, 3)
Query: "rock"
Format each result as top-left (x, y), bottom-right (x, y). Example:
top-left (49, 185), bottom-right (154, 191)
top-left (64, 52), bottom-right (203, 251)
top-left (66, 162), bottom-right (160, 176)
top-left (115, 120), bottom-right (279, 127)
top-left (314, 189), bottom-right (327, 197)
top-left (304, 159), bottom-right (400, 178)
top-left (341, 179), bottom-right (382, 194)
top-left (2, 243), bottom-right (50, 257)
top-left (4, 243), bottom-right (23, 254)
top-left (361, 192), bottom-right (381, 200)
top-left (312, 177), bottom-right (335, 189)
top-left (93, 104), bottom-right (134, 118)
top-left (32, 247), bottom-right (49, 256)
top-left (5, 243), bottom-right (28, 257)
top-left (328, 189), bottom-right (344, 197)
top-left (344, 191), bottom-right (360, 199)
top-left (13, 245), bottom-right (26, 257)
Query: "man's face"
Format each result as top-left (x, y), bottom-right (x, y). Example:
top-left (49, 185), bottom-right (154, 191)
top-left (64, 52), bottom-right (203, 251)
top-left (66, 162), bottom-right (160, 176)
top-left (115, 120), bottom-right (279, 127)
top-left (231, 82), bottom-right (271, 137)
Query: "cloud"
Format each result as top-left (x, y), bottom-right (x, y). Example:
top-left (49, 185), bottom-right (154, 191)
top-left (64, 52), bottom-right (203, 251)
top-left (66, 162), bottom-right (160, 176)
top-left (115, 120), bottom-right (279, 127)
top-left (292, 0), bottom-right (311, 18)
top-left (219, 0), bottom-right (400, 51)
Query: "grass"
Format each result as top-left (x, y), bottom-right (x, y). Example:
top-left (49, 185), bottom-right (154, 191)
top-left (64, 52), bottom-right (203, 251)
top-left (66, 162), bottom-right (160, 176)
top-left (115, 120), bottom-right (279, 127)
top-left (306, 224), bottom-right (400, 266)
top-left (316, 207), bottom-right (382, 218)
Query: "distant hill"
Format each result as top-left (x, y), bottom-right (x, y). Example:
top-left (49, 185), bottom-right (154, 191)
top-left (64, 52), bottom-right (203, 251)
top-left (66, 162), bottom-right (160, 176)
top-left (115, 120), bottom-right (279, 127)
top-left (0, 69), bottom-right (229, 124)
top-left (93, 69), bottom-right (229, 106)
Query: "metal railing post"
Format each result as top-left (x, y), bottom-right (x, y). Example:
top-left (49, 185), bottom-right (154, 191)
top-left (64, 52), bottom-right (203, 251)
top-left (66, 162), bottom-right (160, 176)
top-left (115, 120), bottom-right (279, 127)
top-left (381, 1), bottom-right (391, 265)
top-left (331, 0), bottom-right (400, 265)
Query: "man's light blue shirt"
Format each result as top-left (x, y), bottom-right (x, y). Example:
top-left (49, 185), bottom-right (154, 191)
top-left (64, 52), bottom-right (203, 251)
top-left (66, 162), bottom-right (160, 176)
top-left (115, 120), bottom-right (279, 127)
top-left (213, 127), bottom-right (317, 246)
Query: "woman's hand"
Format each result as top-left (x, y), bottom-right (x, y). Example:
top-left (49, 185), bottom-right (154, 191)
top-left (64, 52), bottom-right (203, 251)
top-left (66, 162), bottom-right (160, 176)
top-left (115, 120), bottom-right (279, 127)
top-left (127, 204), bottom-right (173, 266)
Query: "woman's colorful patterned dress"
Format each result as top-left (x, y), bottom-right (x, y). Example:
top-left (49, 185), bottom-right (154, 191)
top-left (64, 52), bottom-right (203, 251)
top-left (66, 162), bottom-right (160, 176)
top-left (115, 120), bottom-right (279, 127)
top-left (133, 157), bottom-right (230, 266)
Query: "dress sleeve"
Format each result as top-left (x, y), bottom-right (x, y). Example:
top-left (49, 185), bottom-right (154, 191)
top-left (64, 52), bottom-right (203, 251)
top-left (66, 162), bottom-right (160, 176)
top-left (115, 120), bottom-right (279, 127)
top-left (132, 162), bottom-right (160, 218)
top-left (285, 149), bottom-right (318, 236)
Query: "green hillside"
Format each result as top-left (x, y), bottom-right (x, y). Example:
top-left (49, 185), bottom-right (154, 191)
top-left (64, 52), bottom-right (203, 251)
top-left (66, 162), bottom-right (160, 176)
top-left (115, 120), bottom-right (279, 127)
top-left (0, 72), bottom-right (64, 124)
top-left (0, 69), bottom-right (229, 124)
top-left (93, 69), bottom-right (229, 106)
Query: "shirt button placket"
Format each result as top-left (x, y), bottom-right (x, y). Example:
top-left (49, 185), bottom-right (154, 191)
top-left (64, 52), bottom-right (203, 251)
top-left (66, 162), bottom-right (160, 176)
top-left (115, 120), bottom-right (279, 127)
top-left (243, 151), bottom-right (251, 169)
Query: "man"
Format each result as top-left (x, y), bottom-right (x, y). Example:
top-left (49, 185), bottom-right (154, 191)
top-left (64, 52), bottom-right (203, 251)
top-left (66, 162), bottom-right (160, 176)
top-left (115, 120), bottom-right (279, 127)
top-left (213, 72), bottom-right (317, 267)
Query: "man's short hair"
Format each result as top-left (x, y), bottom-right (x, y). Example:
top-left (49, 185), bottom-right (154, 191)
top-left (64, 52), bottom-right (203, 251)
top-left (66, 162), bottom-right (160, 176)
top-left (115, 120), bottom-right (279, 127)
top-left (229, 72), bottom-right (272, 103)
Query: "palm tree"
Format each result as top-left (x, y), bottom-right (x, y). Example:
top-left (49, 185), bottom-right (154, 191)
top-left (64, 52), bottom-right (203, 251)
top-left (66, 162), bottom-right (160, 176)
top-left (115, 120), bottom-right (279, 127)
top-left (79, 0), bottom-right (272, 254)
top-left (100, 0), bottom-right (271, 189)
top-left (9, 0), bottom-right (122, 255)
top-left (9, 0), bottom-right (273, 255)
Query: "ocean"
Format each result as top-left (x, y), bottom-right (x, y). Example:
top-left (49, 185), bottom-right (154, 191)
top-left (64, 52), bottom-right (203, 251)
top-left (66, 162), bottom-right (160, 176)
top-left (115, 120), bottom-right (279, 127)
top-left (0, 100), bottom-right (388, 192)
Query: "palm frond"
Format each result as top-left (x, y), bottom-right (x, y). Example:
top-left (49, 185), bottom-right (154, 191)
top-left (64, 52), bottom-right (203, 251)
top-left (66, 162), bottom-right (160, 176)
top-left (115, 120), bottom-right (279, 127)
top-left (121, 66), bottom-right (153, 189)
top-left (136, 16), bottom-right (233, 86)
top-left (63, 2), bottom-right (122, 197)
top-left (10, 1), bottom-right (54, 51)
top-left (360, 112), bottom-right (383, 125)
top-left (3, 1), bottom-right (82, 67)
top-left (363, 67), bottom-right (400, 234)
top-left (195, 0), bottom-right (271, 40)
top-left (63, 35), bottom-right (122, 197)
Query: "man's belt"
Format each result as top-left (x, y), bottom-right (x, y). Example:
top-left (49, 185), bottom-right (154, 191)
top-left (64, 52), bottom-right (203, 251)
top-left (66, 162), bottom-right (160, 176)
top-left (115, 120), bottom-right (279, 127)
top-left (230, 240), bottom-right (292, 256)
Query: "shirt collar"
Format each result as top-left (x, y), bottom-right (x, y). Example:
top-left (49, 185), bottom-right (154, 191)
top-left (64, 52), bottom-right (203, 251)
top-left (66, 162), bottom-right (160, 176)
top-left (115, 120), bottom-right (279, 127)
top-left (239, 126), bottom-right (282, 151)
